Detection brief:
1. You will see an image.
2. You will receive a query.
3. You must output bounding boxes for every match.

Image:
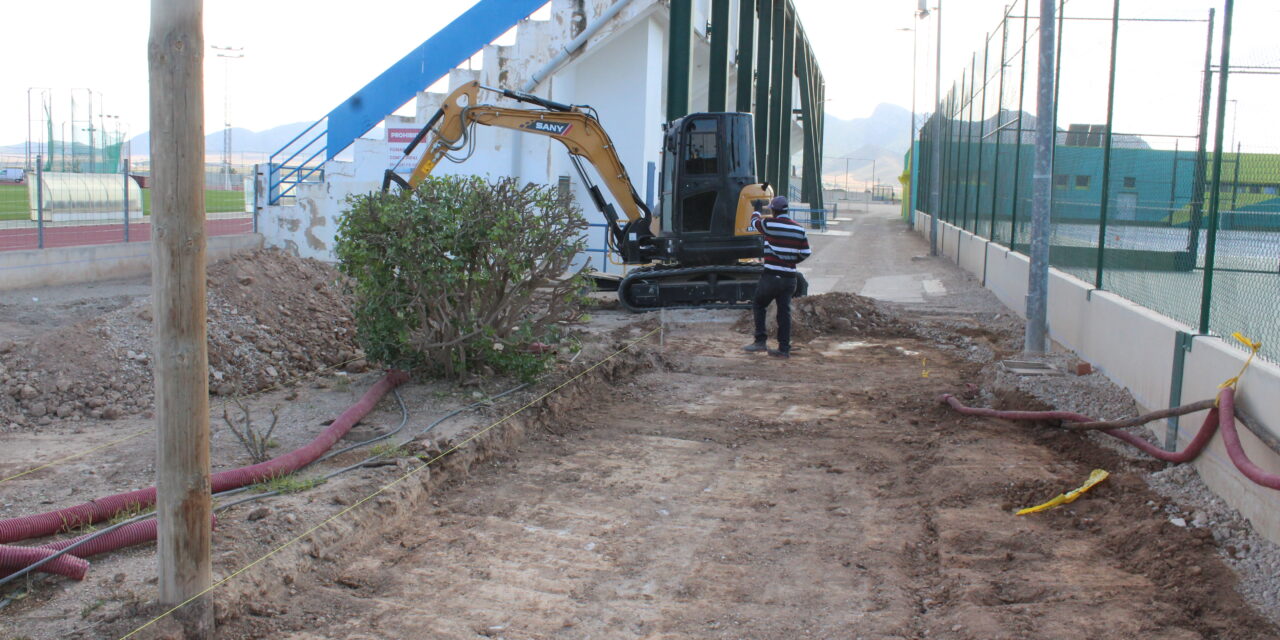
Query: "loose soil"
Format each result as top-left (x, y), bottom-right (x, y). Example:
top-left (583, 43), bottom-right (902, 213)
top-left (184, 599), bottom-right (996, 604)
top-left (192, 309), bottom-right (1273, 640)
top-left (2, 208), bottom-right (1278, 638)
top-left (0, 249), bottom-right (362, 430)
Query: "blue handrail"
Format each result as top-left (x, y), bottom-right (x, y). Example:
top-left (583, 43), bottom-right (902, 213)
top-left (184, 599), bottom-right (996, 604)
top-left (266, 0), bottom-right (547, 205)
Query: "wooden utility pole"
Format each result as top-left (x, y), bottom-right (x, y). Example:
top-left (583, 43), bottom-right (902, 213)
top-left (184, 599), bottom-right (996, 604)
top-left (149, 0), bottom-right (212, 635)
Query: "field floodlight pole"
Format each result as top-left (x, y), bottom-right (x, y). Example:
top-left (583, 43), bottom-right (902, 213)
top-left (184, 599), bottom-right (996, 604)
top-left (212, 45), bottom-right (241, 181)
top-left (150, 0), bottom-right (213, 635)
top-left (1025, 0), bottom-right (1056, 354)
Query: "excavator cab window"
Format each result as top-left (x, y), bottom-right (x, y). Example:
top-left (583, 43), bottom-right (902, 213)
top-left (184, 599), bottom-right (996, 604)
top-left (684, 119), bottom-right (719, 175)
top-left (677, 117), bottom-right (721, 233)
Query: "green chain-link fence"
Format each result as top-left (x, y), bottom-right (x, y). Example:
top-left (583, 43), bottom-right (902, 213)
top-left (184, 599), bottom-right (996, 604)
top-left (913, 0), bottom-right (1280, 364)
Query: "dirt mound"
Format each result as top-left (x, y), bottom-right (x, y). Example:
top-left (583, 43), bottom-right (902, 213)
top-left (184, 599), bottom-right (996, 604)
top-left (734, 291), bottom-right (906, 341)
top-left (0, 249), bottom-right (360, 430)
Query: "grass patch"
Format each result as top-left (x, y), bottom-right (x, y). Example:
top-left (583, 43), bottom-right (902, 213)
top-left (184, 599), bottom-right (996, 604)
top-left (0, 184), bottom-right (244, 220)
top-left (369, 442), bottom-right (411, 459)
top-left (107, 502), bottom-right (154, 526)
top-left (141, 188), bottom-right (244, 215)
top-left (0, 183), bottom-right (30, 220)
top-left (80, 599), bottom-right (106, 618)
top-left (255, 473), bottom-right (325, 495)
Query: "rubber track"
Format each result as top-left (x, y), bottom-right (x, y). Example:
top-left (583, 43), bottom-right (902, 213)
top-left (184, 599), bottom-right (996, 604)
top-left (618, 265), bottom-right (765, 313)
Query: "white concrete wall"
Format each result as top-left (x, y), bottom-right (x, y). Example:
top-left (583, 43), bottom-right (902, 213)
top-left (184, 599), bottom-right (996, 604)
top-left (914, 211), bottom-right (1280, 544)
top-left (0, 233), bottom-right (263, 291)
top-left (260, 1), bottom-right (669, 270)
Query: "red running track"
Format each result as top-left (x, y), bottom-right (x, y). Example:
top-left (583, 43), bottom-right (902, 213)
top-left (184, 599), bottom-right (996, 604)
top-left (0, 218), bottom-right (253, 252)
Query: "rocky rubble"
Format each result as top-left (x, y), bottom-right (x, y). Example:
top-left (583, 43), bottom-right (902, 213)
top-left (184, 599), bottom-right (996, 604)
top-left (735, 291), bottom-right (908, 340)
top-left (0, 249), bottom-right (362, 431)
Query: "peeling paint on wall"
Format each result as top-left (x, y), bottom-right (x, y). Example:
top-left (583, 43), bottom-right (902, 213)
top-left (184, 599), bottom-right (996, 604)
top-left (299, 198), bottom-right (330, 252)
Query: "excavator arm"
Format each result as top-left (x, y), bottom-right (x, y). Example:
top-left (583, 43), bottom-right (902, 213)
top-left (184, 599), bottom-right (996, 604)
top-left (387, 81), bottom-right (653, 243)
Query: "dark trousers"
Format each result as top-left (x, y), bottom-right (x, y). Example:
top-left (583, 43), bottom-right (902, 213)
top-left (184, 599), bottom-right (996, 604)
top-left (753, 272), bottom-right (797, 353)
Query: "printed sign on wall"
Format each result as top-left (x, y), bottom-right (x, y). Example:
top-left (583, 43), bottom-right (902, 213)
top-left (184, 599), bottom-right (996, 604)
top-left (387, 128), bottom-right (425, 173)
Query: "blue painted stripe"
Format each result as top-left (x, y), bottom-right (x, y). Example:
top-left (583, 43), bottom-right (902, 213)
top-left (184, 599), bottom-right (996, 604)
top-left (324, 0), bottom-right (549, 159)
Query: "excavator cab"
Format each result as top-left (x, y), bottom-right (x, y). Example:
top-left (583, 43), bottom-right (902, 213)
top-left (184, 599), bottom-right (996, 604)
top-left (656, 112), bottom-right (766, 266)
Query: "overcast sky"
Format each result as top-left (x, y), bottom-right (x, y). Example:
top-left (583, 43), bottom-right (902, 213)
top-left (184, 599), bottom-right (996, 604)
top-left (1, 0), bottom-right (1273, 153)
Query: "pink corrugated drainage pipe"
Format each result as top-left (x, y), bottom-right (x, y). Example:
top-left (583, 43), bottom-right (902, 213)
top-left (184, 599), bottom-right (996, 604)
top-left (940, 388), bottom-right (1280, 490)
top-left (0, 371), bottom-right (409, 546)
top-left (0, 516), bottom-right (217, 581)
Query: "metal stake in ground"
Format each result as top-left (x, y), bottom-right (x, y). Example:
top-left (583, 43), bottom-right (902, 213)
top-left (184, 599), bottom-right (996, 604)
top-left (149, 0), bottom-right (213, 635)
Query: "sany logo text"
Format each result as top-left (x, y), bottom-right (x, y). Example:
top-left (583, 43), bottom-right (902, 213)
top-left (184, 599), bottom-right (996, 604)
top-left (521, 120), bottom-right (572, 136)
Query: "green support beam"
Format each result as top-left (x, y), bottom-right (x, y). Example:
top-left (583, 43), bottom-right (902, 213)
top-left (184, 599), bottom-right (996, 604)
top-left (798, 43), bottom-right (819, 207)
top-left (709, 0), bottom-right (730, 113)
top-left (767, 0), bottom-right (786, 187)
top-left (736, 0), bottom-right (755, 113)
top-left (777, 5), bottom-right (795, 195)
top-left (754, 0), bottom-right (773, 175)
top-left (667, 0), bottom-right (692, 122)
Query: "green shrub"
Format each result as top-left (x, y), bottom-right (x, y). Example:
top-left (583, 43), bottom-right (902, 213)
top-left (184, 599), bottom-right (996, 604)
top-left (336, 176), bottom-right (589, 379)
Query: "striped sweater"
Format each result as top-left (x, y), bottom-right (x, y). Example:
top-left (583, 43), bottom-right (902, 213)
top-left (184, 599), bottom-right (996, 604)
top-left (751, 212), bottom-right (812, 273)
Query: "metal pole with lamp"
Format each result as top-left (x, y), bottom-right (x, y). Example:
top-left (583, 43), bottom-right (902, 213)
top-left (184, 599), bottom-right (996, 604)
top-left (212, 45), bottom-right (244, 186)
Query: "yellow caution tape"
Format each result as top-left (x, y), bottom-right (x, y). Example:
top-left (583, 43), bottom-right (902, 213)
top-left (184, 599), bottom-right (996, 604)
top-left (1016, 469), bottom-right (1110, 516)
top-left (1218, 332), bottom-right (1262, 392)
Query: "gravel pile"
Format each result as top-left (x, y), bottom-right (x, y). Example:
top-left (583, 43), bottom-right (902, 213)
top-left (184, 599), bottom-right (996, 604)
top-left (735, 291), bottom-right (908, 340)
top-left (1147, 463), bottom-right (1280, 625)
top-left (0, 249), bottom-right (362, 431)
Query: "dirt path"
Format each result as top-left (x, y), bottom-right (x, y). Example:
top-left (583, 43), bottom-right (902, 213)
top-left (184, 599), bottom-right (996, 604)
top-left (213, 320), bottom-right (1277, 640)
top-left (3, 206), bottom-right (1278, 639)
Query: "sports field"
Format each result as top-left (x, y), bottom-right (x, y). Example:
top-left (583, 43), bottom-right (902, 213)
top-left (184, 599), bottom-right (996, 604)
top-left (0, 183), bottom-right (245, 220)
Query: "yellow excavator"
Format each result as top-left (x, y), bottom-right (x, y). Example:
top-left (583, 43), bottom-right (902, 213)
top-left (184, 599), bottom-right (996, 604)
top-left (384, 80), bottom-right (801, 311)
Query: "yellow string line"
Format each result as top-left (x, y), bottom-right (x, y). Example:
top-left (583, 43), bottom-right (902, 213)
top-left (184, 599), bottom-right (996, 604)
top-left (118, 327), bottom-right (658, 640)
top-left (0, 356), bottom-right (365, 488)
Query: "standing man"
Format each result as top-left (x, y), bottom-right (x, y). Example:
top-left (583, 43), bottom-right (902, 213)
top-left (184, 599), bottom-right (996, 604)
top-left (743, 196), bottom-right (811, 358)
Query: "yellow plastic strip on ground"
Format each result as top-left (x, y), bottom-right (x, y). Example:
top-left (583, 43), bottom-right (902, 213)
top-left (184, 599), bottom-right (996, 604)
top-left (1218, 332), bottom-right (1262, 391)
top-left (1016, 469), bottom-right (1110, 516)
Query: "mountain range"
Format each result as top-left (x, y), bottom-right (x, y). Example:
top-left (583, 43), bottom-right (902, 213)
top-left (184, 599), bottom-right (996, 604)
top-left (4, 105), bottom-right (921, 185)
top-left (819, 103), bottom-right (915, 192)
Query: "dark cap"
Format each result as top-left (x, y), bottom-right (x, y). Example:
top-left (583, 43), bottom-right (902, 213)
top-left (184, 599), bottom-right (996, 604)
top-left (769, 196), bottom-right (789, 212)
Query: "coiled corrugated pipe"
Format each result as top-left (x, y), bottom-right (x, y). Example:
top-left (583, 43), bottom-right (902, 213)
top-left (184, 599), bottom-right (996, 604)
top-left (0, 516), bottom-right (217, 581)
top-left (0, 546), bottom-right (89, 580)
top-left (0, 371), bottom-right (409, 545)
top-left (941, 388), bottom-right (1280, 490)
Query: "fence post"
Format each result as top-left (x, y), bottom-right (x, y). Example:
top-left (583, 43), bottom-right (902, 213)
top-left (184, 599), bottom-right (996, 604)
top-left (1198, 0), bottom-right (1234, 335)
top-left (1186, 9), bottom-right (1215, 258)
top-left (990, 10), bottom-right (1009, 242)
top-left (1093, 0), bottom-right (1121, 289)
top-left (929, 0), bottom-right (944, 256)
top-left (36, 155), bottom-right (44, 249)
top-left (123, 159), bottom-right (131, 243)
top-left (1010, 0), bottom-right (1030, 249)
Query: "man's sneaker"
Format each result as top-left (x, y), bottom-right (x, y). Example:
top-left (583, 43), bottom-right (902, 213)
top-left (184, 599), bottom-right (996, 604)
top-left (768, 349), bottom-right (790, 359)
top-left (743, 342), bottom-right (768, 353)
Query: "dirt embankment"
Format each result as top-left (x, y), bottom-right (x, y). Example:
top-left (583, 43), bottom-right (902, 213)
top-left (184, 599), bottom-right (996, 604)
top-left (0, 249), bottom-right (362, 430)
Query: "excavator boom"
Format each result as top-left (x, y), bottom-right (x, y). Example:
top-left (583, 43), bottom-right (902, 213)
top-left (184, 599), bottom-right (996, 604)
top-left (393, 81), bottom-right (650, 238)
